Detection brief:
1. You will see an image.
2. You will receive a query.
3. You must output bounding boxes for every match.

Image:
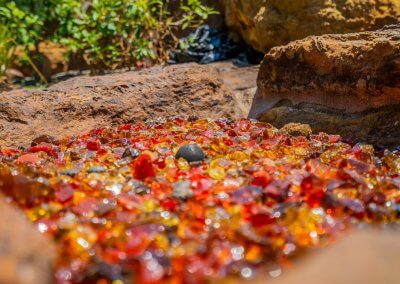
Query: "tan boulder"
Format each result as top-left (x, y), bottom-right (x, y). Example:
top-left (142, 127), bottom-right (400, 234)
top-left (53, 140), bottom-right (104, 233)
top-left (0, 196), bottom-right (55, 284)
top-left (255, 229), bottom-right (400, 284)
top-left (222, 0), bottom-right (400, 52)
top-left (249, 24), bottom-right (400, 146)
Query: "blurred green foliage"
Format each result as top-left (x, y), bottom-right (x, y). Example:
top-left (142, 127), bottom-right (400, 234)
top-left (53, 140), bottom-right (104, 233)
top-left (0, 0), bottom-right (217, 80)
top-left (0, 23), bottom-right (15, 79)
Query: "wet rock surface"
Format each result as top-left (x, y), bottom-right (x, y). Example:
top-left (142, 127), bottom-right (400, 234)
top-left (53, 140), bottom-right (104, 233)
top-left (0, 196), bottom-right (54, 284)
top-left (0, 62), bottom-right (258, 148)
top-left (222, 0), bottom-right (400, 52)
top-left (250, 24), bottom-right (400, 146)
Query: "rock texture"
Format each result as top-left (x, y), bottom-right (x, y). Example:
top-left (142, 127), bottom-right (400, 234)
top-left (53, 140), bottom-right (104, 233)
top-left (0, 196), bottom-right (55, 284)
top-left (250, 24), bottom-right (400, 146)
top-left (0, 62), bottom-right (257, 148)
top-left (222, 0), bottom-right (400, 52)
top-left (268, 228), bottom-right (400, 284)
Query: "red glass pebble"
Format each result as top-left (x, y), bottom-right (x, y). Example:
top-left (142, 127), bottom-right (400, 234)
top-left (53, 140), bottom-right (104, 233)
top-left (249, 212), bottom-right (275, 227)
top-left (55, 183), bottom-right (74, 203)
top-left (86, 140), bottom-right (101, 151)
top-left (252, 171), bottom-right (272, 187)
top-left (28, 143), bottom-right (56, 156)
top-left (132, 154), bottom-right (156, 180)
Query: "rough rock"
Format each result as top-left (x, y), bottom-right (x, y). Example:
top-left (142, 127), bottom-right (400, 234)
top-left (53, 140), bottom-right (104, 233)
top-left (0, 62), bottom-right (257, 148)
top-left (0, 196), bottom-right (55, 284)
top-left (268, 228), bottom-right (400, 284)
top-left (249, 24), bottom-right (400, 146)
top-left (280, 123), bottom-right (313, 137)
top-left (222, 0), bottom-right (400, 52)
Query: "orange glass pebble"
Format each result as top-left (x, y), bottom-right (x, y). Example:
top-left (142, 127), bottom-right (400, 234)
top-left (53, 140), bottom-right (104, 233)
top-left (16, 153), bottom-right (41, 164)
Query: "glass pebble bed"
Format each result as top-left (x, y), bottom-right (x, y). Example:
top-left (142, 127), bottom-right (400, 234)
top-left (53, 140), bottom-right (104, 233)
top-left (0, 118), bottom-right (399, 283)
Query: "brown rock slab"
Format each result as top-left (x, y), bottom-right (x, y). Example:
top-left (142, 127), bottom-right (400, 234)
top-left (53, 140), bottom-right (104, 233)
top-left (0, 196), bottom-right (55, 284)
top-left (0, 62), bottom-right (257, 148)
top-left (250, 24), bottom-right (400, 146)
top-left (222, 0), bottom-right (400, 52)
top-left (269, 228), bottom-right (400, 284)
